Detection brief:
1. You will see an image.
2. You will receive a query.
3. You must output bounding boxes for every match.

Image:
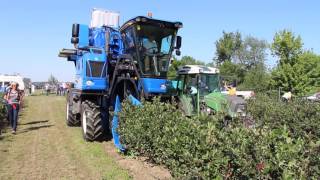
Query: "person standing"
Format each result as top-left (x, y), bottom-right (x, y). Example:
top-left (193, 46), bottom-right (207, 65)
top-left (4, 82), bottom-right (22, 134)
top-left (282, 91), bottom-right (292, 102)
top-left (224, 82), bottom-right (236, 96)
top-left (62, 82), bottom-right (67, 96)
top-left (56, 84), bottom-right (60, 96)
top-left (45, 83), bottom-right (50, 96)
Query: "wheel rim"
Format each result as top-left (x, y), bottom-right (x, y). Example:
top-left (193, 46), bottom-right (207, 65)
top-left (66, 102), bottom-right (69, 120)
top-left (82, 110), bottom-right (87, 134)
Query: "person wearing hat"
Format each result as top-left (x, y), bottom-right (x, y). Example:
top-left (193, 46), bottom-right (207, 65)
top-left (4, 82), bottom-right (23, 134)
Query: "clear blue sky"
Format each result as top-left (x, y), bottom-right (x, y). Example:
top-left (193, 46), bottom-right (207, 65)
top-left (0, 0), bottom-right (319, 81)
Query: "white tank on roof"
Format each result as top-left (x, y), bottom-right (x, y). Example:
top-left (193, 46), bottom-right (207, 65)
top-left (90, 8), bottom-right (120, 28)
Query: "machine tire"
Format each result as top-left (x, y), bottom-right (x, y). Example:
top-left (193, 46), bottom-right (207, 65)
top-left (81, 100), bottom-right (104, 141)
top-left (66, 100), bottom-right (80, 126)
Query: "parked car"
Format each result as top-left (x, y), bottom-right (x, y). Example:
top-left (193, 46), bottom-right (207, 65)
top-left (305, 92), bottom-right (320, 102)
top-left (221, 90), bottom-right (255, 100)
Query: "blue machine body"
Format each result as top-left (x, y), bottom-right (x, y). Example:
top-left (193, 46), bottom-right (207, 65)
top-left (78, 24), bottom-right (89, 48)
top-left (70, 24), bottom-right (169, 95)
top-left (70, 24), bottom-right (125, 91)
top-left (140, 78), bottom-right (168, 94)
top-left (59, 15), bottom-right (183, 152)
top-left (74, 48), bottom-right (108, 90)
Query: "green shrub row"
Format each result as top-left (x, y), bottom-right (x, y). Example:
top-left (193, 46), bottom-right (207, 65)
top-left (119, 97), bottom-right (320, 179)
top-left (247, 94), bottom-right (320, 140)
top-left (0, 93), bottom-right (6, 132)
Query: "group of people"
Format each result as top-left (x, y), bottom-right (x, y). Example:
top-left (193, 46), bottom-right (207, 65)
top-left (56, 83), bottom-right (67, 96)
top-left (2, 82), bottom-right (23, 134)
top-left (44, 83), bottom-right (68, 96)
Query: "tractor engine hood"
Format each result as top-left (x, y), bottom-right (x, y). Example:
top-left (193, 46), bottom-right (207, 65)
top-left (204, 92), bottom-right (229, 113)
top-left (204, 92), bottom-right (247, 117)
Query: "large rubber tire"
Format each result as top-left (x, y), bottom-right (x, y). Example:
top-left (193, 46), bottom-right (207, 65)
top-left (66, 100), bottom-right (80, 126)
top-left (81, 100), bottom-right (104, 141)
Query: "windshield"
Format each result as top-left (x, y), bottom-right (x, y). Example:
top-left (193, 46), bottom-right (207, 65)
top-left (122, 24), bottom-right (176, 77)
top-left (137, 24), bottom-right (175, 76)
top-left (199, 74), bottom-right (220, 95)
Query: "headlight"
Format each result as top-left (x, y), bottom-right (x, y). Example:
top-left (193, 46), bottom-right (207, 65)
top-left (86, 80), bottom-right (94, 86)
top-left (160, 84), bottom-right (166, 90)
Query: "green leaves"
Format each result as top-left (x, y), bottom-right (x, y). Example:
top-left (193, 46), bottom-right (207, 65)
top-left (215, 31), bottom-right (243, 64)
top-left (270, 51), bottom-right (320, 95)
top-left (270, 30), bottom-right (320, 95)
top-left (119, 97), bottom-right (320, 179)
top-left (0, 93), bottom-right (6, 120)
top-left (271, 30), bottom-right (303, 66)
top-left (215, 32), bottom-right (269, 90)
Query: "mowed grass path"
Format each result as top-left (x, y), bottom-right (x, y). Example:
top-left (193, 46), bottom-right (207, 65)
top-left (0, 95), bottom-right (130, 180)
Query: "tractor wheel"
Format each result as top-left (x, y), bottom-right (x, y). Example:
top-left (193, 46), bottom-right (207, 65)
top-left (81, 100), bottom-right (104, 141)
top-left (66, 101), bottom-right (80, 126)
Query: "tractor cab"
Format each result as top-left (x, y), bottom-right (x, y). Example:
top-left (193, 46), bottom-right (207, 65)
top-left (176, 65), bottom-right (247, 118)
top-left (176, 65), bottom-right (223, 116)
top-left (120, 16), bottom-right (182, 78)
top-left (120, 16), bottom-right (182, 98)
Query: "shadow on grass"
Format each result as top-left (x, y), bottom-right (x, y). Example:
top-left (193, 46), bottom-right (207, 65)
top-left (20, 120), bottom-right (49, 125)
top-left (18, 124), bottom-right (54, 134)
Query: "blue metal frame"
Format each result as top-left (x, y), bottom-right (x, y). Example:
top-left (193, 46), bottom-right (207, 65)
top-left (140, 78), bottom-right (168, 94)
top-left (71, 25), bottom-right (125, 91)
top-left (78, 24), bottom-right (89, 48)
top-left (112, 95), bottom-right (141, 152)
top-left (74, 48), bottom-right (108, 90)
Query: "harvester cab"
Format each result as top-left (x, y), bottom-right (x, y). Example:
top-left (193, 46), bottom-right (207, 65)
top-left (176, 65), bottom-right (247, 118)
top-left (120, 16), bottom-right (183, 99)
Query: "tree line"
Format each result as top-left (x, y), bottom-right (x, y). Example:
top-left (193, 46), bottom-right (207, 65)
top-left (170, 30), bottom-right (320, 95)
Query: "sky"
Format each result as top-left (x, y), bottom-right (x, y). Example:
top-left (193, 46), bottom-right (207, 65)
top-left (0, 0), bottom-right (319, 81)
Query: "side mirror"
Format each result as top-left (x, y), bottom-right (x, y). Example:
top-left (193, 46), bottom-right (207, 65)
top-left (176, 36), bottom-right (182, 49)
top-left (71, 24), bottom-right (79, 45)
top-left (72, 24), bottom-right (80, 37)
top-left (176, 50), bottom-right (181, 56)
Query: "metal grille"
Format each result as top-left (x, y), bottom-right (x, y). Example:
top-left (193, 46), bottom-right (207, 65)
top-left (86, 61), bottom-right (105, 77)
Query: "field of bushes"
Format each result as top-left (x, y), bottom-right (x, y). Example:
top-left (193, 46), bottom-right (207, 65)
top-left (119, 95), bottom-right (320, 179)
top-left (0, 93), bottom-right (6, 133)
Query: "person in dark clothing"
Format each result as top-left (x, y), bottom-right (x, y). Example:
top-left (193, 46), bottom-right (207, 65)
top-left (4, 82), bottom-right (22, 134)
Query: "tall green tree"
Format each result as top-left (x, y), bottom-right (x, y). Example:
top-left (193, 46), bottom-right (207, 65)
top-left (214, 31), bottom-right (242, 64)
top-left (269, 30), bottom-right (320, 95)
top-left (240, 36), bottom-right (268, 70)
top-left (271, 30), bottom-right (303, 66)
top-left (48, 74), bottom-right (59, 86)
top-left (219, 61), bottom-right (245, 85)
top-left (240, 64), bottom-right (271, 91)
top-left (271, 51), bottom-right (320, 94)
top-left (215, 32), bottom-right (269, 87)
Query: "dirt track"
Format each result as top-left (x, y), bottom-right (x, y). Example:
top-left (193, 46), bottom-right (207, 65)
top-left (0, 95), bottom-right (170, 180)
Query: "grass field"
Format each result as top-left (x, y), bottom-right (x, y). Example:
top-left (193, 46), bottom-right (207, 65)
top-left (0, 95), bottom-right (131, 180)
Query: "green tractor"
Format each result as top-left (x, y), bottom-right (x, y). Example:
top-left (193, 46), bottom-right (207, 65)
top-left (175, 65), bottom-right (247, 119)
